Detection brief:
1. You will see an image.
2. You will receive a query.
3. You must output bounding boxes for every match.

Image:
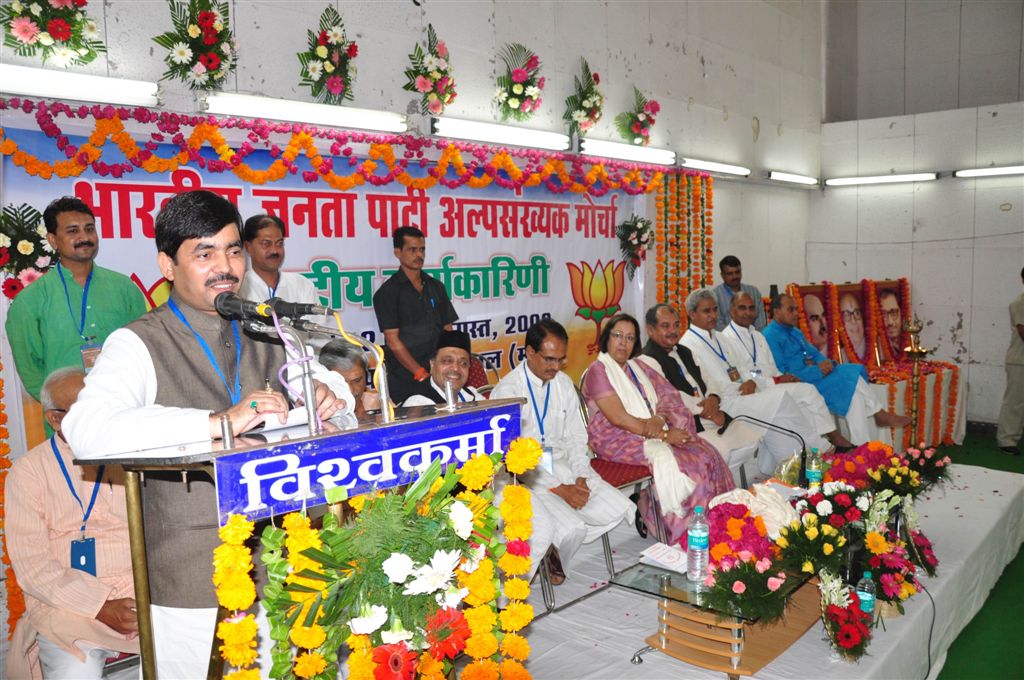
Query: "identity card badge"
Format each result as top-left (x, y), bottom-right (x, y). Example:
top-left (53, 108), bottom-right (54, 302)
top-left (70, 537), bottom-right (97, 576)
top-left (540, 446), bottom-right (555, 475)
top-left (727, 366), bottom-right (741, 382)
top-left (80, 341), bottom-right (102, 371)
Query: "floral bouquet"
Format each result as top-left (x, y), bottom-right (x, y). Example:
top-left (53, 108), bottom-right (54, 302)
top-left (776, 512), bottom-right (847, 578)
top-left (298, 6), bottom-right (357, 105)
top-left (791, 482), bottom-right (871, 533)
top-left (616, 215), bottom-right (653, 280)
top-left (152, 0), bottom-right (237, 91)
top-left (0, 204), bottom-right (52, 300)
top-left (818, 571), bottom-right (872, 661)
top-left (866, 456), bottom-right (922, 499)
top-left (220, 437), bottom-right (542, 680)
top-left (614, 86), bottom-right (660, 146)
top-left (903, 443), bottom-right (951, 490)
top-left (863, 530), bottom-right (920, 614)
top-left (700, 503), bottom-right (790, 622)
top-left (403, 24), bottom-right (455, 116)
top-left (562, 58), bottom-right (603, 137)
top-left (898, 498), bottom-right (939, 577)
top-left (494, 43), bottom-right (544, 122)
top-left (1, 0), bottom-right (104, 68)
top-left (824, 441), bottom-right (895, 490)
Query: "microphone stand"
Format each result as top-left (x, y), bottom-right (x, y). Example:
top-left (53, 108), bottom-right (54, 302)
top-left (290, 319), bottom-right (393, 424)
top-left (245, 320), bottom-right (321, 437)
top-left (718, 414), bottom-right (808, 488)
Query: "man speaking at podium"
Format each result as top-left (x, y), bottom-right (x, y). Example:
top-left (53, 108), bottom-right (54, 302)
top-left (64, 190), bottom-right (353, 678)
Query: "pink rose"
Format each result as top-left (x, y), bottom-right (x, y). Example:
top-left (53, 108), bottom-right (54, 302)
top-left (755, 558), bottom-right (771, 574)
top-left (511, 68), bottom-right (528, 83)
top-left (427, 97), bottom-right (443, 115)
top-left (767, 577), bottom-right (783, 592)
top-left (35, 256), bottom-right (51, 268)
top-left (737, 550), bottom-right (753, 563)
top-left (538, 77), bottom-right (546, 89)
top-left (436, 76), bottom-right (449, 94)
top-left (525, 55), bottom-right (539, 70)
top-left (49, 0), bottom-right (75, 7)
top-left (415, 75), bottom-right (433, 93)
top-left (436, 40), bottom-right (448, 58)
top-left (703, 574), bottom-right (716, 587)
top-left (732, 580), bottom-right (746, 594)
top-left (520, 99), bottom-right (530, 112)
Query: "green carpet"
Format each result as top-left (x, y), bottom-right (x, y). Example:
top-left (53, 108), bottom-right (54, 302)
top-left (936, 433), bottom-right (1023, 680)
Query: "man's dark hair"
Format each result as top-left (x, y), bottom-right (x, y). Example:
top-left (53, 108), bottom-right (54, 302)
top-left (878, 289), bottom-right (898, 302)
top-left (598, 313), bottom-right (642, 358)
top-left (644, 303), bottom-right (678, 327)
top-left (770, 294), bottom-right (791, 312)
top-left (525, 318), bottom-right (568, 352)
top-left (155, 190), bottom-right (242, 259)
top-left (242, 214), bottom-right (286, 242)
top-left (43, 196), bottom-right (94, 234)
top-left (719, 255), bottom-right (741, 271)
top-left (393, 226), bottom-right (425, 250)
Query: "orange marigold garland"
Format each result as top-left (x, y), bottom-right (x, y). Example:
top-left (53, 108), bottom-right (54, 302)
top-left (0, 357), bottom-right (24, 640)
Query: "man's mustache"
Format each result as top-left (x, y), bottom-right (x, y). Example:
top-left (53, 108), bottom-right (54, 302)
top-left (205, 274), bottom-right (240, 286)
top-left (74, 241), bottom-right (96, 248)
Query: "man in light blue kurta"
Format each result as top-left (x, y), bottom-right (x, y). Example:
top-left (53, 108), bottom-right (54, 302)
top-left (762, 294), bottom-right (910, 444)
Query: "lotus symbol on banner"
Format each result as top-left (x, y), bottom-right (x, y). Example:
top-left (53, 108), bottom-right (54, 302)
top-left (567, 260), bottom-right (625, 349)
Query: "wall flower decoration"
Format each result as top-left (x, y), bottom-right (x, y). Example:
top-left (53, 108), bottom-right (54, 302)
top-left (152, 0), bottom-right (237, 91)
top-left (563, 58), bottom-right (603, 137)
top-left (494, 43), bottom-right (544, 122)
top-left (616, 214), bottom-right (653, 280)
top-left (403, 24), bottom-right (456, 116)
top-left (298, 6), bottom-right (357, 105)
top-left (615, 86), bottom-right (660, 146)
top-left (0, 203), bottom-right (51, 299)
top-left (1, 0), bottom-right (105, 68)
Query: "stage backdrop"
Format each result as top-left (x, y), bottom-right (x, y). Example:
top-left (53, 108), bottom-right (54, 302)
top-left (0, 125), bottom-right (644, 453)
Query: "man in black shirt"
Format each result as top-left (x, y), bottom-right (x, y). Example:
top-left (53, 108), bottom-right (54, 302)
top-left (372, 226), bottom-right (458, 402)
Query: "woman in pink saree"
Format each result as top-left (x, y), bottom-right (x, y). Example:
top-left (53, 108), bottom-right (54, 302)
top-left (582, 313), bottom-right (735, 545)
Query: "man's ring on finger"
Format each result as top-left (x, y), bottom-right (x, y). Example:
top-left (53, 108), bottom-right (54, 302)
top-left (250, 400), bottom-right (259, 412)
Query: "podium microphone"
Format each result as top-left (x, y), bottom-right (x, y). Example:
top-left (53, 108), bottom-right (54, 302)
top-left (717, 413), bottom-right (809, 488)
top-left (267, 297), bottom-right (329, 319)
top-left (214, 292), bottom-right (273, 320)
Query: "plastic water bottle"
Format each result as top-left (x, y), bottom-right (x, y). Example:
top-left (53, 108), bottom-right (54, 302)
top-left (855, 571), bottom-right (876, 615)
top-left (686, 506), bottom-right (710, 582)
top-left (806, 447), bottom-right (822, 489)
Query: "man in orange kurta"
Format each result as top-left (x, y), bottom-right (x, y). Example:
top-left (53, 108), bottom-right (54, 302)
top-left (5, 368), bottom-right (138, 679)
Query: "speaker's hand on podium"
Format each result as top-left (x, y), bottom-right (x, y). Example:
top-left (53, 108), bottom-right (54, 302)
top-left (294, 380), bottom-right (346, 421)
top-left (209, 389), bottom-right (289, 438)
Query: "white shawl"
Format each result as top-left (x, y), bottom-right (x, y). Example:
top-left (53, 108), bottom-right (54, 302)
top-left (596, 352), bottom-right (695, 517)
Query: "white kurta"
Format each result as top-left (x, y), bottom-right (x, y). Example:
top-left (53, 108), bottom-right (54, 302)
top-left (400, 380), bottom-right (483, 406)
top-left (240, 269), bottom-right (321, 305)
top-left (490, 363), bottom-right (633, 578)
top-left (680, 326), bottom-right (829, 474)
top-left (720, 322), bottom-right (837, 436)
top-left (635, 353), bottom-right (763, 457)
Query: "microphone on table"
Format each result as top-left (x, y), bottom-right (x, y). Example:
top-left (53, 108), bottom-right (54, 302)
top-left (717, 413), bottom-right (809, 488)
top-left (214, 292), bottom-right (273, 320)
top-left (267, 297), bottom-right (328, 319)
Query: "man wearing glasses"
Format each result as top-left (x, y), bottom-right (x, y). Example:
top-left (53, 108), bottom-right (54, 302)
top-left (839, 292), bottom-right (867, 360)
top-left (490, 319), bottom-right (633, 584)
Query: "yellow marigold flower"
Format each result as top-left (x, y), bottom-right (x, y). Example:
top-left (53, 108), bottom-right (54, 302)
top-left (805, 526), bottom-right (819, 541)
top-left (225, 670), bottom-right (260, 680)
top-left (505, 437), bottom-right (542, 475)
top-left (865, 531), bottom-right (888, 556)
top-left (219, 514), bottom-right (255, 545)
top-left (461, 659), bottom-right (500, 680)
top-left (504, 577), bottom-right (531, 601)
top-left (498, 601), bottom-right (534, 632)
top-left (294, 651), bottom-right (328, 679)
top-left (283, 512), bottom-right (311, 533)
top-left (801, 560), bottom-right (814, 573)
top-left (346, 633), bottom-right (371, 651)
top-left (220, 641), bottom-right (258, 668)
top-left (217, 615), bottom-right (257, 646)
top-left (460, 454), bottom-right (496, 491)
top-left (504, 520), bottom-right (532, 541)
top-left (464, 605), bottom-right (497, 635)
top-left (500, 632), bottom-right (531, 661)
top-left (823, 543), bottom-right (834, 555)
top-left (465, 632), bottom-right (499, 659)
top-left (217, 573), bottom-right (256, 611)
top-left (289, 623), bottom-right (327, 649)
top-left (499, 659), bottom-right (531, 680)
top-left (349, 495), bottom-right (367, 513)
top-left (418, 652), bottom-right (445, 680)
top-left (497, 552), bottom-right (531, 577)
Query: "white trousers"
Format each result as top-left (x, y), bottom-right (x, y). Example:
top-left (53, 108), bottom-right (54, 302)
top-left (843, 378), bottom-right (885, 445)
top-left (151, 604), bottom-right (274, 680)
top-left (773, 382), bottom-right (837, 436)
top-left (721, 390), bottom-right (830, 475)
top-left (997, 364), bottom-right (1024, 447)
top-left (36, 635), bottom-right (111, 680)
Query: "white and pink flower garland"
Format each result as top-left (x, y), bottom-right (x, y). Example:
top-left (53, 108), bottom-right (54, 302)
top-left (493, 43), bottom-right (544, 122)
top-left (297, 5), bottom-right (358, 105)
top-left (1, 0), bottom-right (104, 68)
top-left (403, 24), bottom-right (456, 116)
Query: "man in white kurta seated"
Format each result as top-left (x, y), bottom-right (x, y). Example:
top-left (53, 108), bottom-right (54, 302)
top-left (680, 288), bottom-right (831, 475)
top-left (720, 292), bottom-right (855, 449)
top-left (400, 330), bottom-right (483, 406)
top-left (239, 213), bottom-right (322, 306)
top-left (490, 319), bottom-right (633, 583)
top-left (636, 303), bottom-right (763, 459)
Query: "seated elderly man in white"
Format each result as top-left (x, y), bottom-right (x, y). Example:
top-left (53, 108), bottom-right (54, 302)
top-left (490, 319), bottom-right (633, 583)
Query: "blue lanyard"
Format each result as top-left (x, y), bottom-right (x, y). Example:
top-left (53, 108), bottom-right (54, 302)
top-left (50, 436), bottom-right (104, 535)
top-left (625, 363), bottom-right (656, 415)
top-left (56, 263), bottom-right (93, 340)
top-left (168, 298), bottom-right (242, 403)
top-left (687, 328), bottom-right (729, 364)
top-left (524, 370), bottom-right (550, 445)
top-left (729, 323), bottom-right (757, 364)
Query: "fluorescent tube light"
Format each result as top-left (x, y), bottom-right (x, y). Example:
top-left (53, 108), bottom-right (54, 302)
top-left (204, 93), bottom-right (407, 132)
top-left (578, 137), bottom-right (676, 165)
top-left (680, 157), bottom-right (751, 176)
top-left (824, 173), bottom-right (937, 186)
top-left (953, 165), bottom-right (1024, 178)
top-left (431, 117), bottom-right (570, 151)
top-left (769, 170), bottom-right (819, 186)
top-left (0, 63), bottom-right (159, 107)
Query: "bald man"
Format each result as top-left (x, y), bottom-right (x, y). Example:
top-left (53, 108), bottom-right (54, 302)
top-left (6, 368), bottom-right (137, 679)
top-left (803, 293), bottom-right (829, 354)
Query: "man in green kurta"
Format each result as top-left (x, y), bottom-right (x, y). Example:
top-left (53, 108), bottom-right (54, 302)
top-left (5, 197), bottom-right (146, 405)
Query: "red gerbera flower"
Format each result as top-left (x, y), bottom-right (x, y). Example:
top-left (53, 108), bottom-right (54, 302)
top-left (202, 29), bottom-right (218, 46)
top-left (74, 0), bottom-right (88, 7)
top-left (3, 277), bottom-right (25, 299)
top-left (592, 72), bottom-right (600, 84)
top-left (199, 52), bottom-right (221, 71)
top-left (317, 30), bottom-right (328, 46)
top-left (425, 607), bottom-right (471, 660)
top-left (836, 623), bottom-right (862, 649)
top-left (47, 18), bottom-right (72, 42)
top-left (347, 42), bottom-right (359, 58)
top-left (0, 247), bottom-right (9, 267)
top-left (197, 10), bottom-right (217, 28)
top-left (371, 642), bottom-right (418, 680)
